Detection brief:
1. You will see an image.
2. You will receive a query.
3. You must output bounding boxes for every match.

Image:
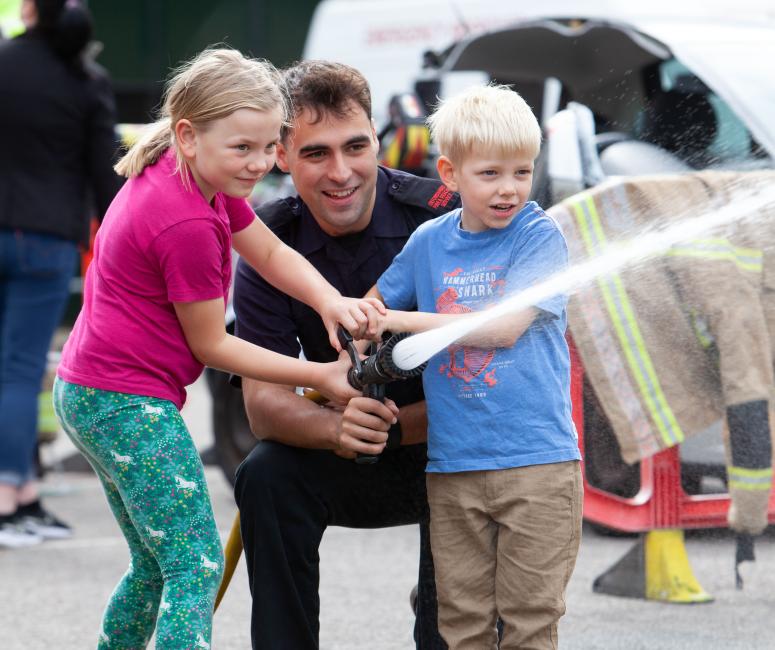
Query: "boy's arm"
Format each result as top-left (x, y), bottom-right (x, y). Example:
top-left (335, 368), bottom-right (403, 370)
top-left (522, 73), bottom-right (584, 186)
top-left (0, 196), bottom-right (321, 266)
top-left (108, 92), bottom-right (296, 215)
top-left (388, 306), bottom-right (538, 349)
top-left (370, 283), bottom-right (538, 349)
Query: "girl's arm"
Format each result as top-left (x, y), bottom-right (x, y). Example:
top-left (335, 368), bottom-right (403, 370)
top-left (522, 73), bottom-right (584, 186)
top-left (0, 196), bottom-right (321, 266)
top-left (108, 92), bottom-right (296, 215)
top-left (366, 285), bottom-right (538, 349)
top-left (233, 218), bottom-right (384, 350)
top-left (174, 298), bottom-right (359, 404)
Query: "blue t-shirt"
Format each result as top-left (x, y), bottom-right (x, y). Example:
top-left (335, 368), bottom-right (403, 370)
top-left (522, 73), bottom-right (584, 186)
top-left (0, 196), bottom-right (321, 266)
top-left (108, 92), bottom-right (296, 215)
top-left (377, 202), bottom-right (580, 473)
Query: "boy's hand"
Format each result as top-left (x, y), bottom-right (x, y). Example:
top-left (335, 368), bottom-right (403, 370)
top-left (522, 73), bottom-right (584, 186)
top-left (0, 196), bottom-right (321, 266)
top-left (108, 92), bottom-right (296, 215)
top-left (335, 396), bottom-right (399, 459)
top-left (321, 296), bottom-right (386, 350)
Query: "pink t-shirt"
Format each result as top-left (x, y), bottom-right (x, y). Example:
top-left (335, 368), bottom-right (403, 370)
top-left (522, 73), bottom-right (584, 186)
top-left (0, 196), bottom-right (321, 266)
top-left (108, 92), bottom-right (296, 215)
top-left (58, 149), bottom-right (256, 409)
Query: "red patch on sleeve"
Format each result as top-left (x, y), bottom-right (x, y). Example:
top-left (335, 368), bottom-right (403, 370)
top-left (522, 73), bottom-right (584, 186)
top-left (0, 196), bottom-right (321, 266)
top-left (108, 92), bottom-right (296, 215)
top-left (428, 185), bottom-right (454, 210)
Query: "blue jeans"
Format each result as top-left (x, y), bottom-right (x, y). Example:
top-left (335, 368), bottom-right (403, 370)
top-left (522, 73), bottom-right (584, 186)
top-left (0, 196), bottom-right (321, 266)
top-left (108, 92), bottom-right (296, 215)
top-left (0, 229), bottom-right (78, 487)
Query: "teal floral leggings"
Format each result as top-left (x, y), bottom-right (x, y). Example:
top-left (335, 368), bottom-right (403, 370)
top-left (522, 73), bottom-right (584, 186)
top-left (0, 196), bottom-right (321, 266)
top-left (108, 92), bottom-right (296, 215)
top-left (53, 378), bottom-right (224, 650)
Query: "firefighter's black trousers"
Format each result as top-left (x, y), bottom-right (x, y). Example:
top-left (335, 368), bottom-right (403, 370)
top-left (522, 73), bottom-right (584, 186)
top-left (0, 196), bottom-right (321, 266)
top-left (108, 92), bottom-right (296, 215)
top-left (234, 439), bottom-right (446, 650)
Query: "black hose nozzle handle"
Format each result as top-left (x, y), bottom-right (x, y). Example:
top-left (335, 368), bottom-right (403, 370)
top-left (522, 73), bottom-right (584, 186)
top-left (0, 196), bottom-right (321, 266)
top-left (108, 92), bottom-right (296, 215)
top-left (335, 325), bottom-right (427, 464)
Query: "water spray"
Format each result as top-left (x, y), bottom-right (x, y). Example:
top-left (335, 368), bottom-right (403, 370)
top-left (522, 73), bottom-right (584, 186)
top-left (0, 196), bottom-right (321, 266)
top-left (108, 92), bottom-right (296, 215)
top-left (391, 182), bottom-right (775, 371)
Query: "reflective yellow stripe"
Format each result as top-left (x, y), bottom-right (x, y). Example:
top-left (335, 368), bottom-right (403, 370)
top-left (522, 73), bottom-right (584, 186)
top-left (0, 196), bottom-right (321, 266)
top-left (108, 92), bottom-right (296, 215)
top-left (728, 467), bottom-right (773, 478)
top-left (666, 238), bottom-right (762, 272)
top-left (572, 193), bottom-right (684, 447)
top-left (728, 466), bottom-right (773, 491)
top-left (583, 194), bottom-right (684, 446)
top-left (728, 481), bottom-right (772, 491)
top-left (552, 204), bottom-right (661, 458)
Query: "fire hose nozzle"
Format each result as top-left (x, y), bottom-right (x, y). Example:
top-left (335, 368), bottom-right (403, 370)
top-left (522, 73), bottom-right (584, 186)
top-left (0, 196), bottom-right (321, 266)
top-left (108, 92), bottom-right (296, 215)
top-left (338, 327), bottom-right (427, 391)
top-left (337, 326), bottom-right (427, 464)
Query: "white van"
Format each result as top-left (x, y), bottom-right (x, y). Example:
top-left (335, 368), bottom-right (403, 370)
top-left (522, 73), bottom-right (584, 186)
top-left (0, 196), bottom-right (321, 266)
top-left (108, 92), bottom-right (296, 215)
top-left (303, 0), bottom-right (775, 126)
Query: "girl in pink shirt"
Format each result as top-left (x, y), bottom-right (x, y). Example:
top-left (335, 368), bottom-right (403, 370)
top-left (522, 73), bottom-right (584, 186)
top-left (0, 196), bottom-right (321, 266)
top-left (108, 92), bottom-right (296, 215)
top-left (53, 48), bottom-right (383, 650)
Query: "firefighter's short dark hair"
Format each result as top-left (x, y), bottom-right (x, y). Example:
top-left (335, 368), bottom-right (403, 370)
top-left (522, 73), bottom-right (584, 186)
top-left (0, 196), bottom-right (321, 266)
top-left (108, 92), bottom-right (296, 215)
top-left (281, 60), bottom-right (372, 140)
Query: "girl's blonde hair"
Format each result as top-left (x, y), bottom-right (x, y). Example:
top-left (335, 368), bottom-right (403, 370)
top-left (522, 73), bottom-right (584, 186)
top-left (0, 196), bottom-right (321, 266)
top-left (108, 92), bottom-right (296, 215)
top-left (427, 84), bottom-right (542, 163)
top-left (115, 47), bottom-right (288, 180)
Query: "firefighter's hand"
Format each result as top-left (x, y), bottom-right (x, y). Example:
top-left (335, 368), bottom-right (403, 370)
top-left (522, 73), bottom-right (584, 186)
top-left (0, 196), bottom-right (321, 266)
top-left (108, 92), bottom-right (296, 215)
top-left (321, 296), bottom-right (386, 350)
top-left (334, 396), bottom-right (399, 459)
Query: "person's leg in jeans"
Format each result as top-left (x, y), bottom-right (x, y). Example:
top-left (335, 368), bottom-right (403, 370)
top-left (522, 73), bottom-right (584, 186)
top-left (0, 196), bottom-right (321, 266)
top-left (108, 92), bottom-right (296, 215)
top-left (0, 230), bottom-right (77, 528)
top-left (494, 461), bottom-right (583, 650)
top-left (235, 440), bottom-right (446, 650)
top-left (427, 471), bottom-right (500, 649)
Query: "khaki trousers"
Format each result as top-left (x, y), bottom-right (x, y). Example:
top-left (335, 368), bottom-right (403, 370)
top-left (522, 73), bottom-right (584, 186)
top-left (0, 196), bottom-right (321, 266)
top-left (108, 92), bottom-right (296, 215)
top-left (427, 461), bottom-right (582, 650)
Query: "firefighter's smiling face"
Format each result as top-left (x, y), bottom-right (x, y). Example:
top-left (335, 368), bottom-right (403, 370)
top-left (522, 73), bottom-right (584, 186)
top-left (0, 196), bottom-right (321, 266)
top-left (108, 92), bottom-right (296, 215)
top-left (276, 101), bottom-right (380, 237)
top-left (437, 148), bottom-right (535, 233)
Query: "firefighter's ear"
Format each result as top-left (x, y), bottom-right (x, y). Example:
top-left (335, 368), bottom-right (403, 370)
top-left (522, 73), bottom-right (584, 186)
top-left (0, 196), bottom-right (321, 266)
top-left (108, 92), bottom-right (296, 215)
top-left (437, 156), bottom-right (458, 192)
top-left (275, 140), bottom-right (290, 173)
top-left (370, 118), bottom-right (380, 149)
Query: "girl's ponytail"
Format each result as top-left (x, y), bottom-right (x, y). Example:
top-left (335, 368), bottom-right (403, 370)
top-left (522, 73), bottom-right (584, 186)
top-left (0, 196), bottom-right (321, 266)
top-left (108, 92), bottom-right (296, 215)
top-left (114, 119), bottom-right (172, 178)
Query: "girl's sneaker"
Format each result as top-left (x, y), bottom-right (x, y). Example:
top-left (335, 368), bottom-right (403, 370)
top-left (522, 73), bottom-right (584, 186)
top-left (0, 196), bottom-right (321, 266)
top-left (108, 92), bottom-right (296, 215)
top-left (0, 514), bottom-right (43, 549)
top-left (16, 501), bottom-right (73, 540)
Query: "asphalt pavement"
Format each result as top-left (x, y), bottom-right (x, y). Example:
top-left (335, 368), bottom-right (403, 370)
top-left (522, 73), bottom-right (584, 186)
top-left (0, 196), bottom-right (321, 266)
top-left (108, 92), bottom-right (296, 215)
top-left (2, 377), bottom-right (775, 649)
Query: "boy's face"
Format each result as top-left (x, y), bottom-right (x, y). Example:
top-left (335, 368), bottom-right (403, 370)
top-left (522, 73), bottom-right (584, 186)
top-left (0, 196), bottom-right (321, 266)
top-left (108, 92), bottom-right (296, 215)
top-left (437, 149), bottom-right (535, 233)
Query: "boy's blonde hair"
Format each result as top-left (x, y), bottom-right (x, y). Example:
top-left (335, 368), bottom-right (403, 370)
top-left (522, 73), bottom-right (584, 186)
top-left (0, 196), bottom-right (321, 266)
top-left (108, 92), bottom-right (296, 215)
top-left (427, 84), bottom-right (541, 163)
top-left (115, 47), bottom-right (288, 180)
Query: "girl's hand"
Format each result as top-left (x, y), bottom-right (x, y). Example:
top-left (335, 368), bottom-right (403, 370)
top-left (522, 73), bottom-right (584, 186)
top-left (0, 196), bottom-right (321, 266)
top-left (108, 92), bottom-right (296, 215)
top-left (313, 356), bottom-right (362, 405)
top-left (321, 296), bottom-right (387, 351)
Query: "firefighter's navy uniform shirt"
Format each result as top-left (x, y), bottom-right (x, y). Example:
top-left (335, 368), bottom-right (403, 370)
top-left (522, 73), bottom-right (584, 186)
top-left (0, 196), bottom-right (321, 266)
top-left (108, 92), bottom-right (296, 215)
top-left (233, 166), bottom-right (458, 409)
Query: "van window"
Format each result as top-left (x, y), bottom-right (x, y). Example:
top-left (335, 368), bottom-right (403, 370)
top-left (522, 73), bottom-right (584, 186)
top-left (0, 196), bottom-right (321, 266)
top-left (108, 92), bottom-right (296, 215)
top-left (655, 59), bottom-right (763, 168)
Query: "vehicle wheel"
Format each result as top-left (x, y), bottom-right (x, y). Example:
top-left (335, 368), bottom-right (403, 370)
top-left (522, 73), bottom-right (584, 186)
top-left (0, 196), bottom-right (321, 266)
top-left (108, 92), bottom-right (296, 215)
top-left (207, 368), bottom-right (258, 486)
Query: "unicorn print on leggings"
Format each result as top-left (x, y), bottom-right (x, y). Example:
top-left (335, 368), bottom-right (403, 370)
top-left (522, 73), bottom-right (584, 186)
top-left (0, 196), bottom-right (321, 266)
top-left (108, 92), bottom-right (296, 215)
top-left (174, 476), bottom-right (198, 491)
top-left (110, 450), bottom-right (134, 465)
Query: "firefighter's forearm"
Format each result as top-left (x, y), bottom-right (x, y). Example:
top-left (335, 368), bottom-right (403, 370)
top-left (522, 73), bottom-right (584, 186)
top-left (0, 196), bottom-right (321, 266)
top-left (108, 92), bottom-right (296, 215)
top-left (395, 400), bottom-right (428, 445)
top-left (242, 379), bottom-right (341, 449)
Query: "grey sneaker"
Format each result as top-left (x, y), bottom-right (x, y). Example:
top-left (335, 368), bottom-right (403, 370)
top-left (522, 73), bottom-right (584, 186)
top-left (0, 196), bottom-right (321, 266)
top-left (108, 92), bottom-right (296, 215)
top-left (0, 516), bottom-right (43, 549)
top-left (17, 504), bottom-right (72, 540)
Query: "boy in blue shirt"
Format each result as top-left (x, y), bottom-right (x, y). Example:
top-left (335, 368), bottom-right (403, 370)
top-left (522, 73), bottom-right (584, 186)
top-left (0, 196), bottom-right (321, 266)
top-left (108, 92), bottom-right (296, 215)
top-left (371, 85), bottom-right (582, 649)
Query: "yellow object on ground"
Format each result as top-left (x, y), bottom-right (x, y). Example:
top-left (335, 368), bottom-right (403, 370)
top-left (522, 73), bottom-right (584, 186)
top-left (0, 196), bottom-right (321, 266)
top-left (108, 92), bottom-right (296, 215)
top-left (593, 529), bottom-right (713, 603)
top-left (644, 530), bottom-right (713, 603)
